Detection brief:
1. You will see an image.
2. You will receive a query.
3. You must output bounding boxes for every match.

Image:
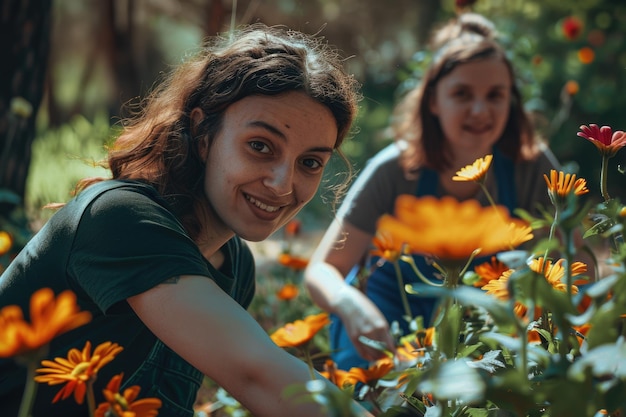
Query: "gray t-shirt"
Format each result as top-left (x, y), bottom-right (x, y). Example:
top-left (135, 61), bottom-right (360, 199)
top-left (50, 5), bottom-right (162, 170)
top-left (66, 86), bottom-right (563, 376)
top-left (339, 143), bottom-right (560, 235)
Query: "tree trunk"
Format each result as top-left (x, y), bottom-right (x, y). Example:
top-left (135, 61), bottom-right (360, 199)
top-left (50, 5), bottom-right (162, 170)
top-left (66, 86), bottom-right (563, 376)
top-left (0, 0), bottom-right (52, 216)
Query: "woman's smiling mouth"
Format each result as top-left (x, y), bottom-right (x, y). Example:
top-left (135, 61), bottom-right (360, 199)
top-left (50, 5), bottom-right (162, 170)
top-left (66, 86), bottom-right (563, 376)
top-left (245, 194), bottom-right (281, 213)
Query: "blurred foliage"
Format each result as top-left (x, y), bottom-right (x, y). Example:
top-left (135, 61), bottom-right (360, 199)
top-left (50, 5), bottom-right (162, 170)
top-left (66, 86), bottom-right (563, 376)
top-left (23, 0), bottom-right (626, 226)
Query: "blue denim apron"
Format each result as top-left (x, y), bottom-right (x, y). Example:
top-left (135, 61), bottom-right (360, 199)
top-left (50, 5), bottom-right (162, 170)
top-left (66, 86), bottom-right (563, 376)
top-left (330, 149), bottom-right (517, 369)
top-left (122, 339), bottom-right (204, 416)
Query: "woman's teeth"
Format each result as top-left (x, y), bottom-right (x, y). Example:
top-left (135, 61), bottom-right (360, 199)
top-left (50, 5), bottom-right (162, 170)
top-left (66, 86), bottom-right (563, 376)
top-left (246, 195), bottom-right (280, 213)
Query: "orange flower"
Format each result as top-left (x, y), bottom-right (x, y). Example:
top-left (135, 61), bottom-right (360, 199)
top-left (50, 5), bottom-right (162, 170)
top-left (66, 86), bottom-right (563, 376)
top-left (270, 313), bottom-right (330, 348)
top-left (95, 373), bottom-right (162, 417)
top-left (34, 341), bottom-right (124, 404)
top-left (529, 257), bottom-right (584, 293)
top-left (0, 231), bottom-right (12, 256)
top-left (0, 288), bottom-right (92, 357)
top-left (577, 124), bottom-right (626, 158)
top-left (562, 16), bottom-right (583, 40)
top-left (276, 283), bottom-right (299, 301)
top-left (543, 170), bottom-right (589, 207)
top-left (452, 154), bottom-right (492, 183)
top-left (376, 195), bottom-right (533, 261)
top-left (284, 219), bottom-right (302, 238)
top-left (573, 323), bottom-right (591, 347)
top-left (321, 357), bottom-right (394, 388)
top-left (472, 256), bottom-right (511, 288)
top-left (278, 253), bottom-right (308, 270)
top-left (564, 80), bottom-right (579, 96)
top-left (371, 231), bottom-right (404, 263)
top-left (577, 47), bottom-right (595, 64)
top-left (395, 328), bottom-right (436, 363)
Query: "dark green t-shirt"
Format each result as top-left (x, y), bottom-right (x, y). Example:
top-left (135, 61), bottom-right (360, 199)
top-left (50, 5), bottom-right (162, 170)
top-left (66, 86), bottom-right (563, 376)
top-left (0, 180), bottom-right (255, 416)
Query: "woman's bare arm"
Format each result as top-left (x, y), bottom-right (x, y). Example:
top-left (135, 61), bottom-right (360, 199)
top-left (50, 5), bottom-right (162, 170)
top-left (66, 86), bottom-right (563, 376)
top-left (128, 275), bottom-right (372, 417)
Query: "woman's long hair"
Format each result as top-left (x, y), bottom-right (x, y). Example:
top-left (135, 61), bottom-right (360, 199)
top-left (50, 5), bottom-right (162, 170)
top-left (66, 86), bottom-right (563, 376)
top-left (394, 13), bottom-right (540, 177)
top-left (74, 24), bottom-right (360, 240)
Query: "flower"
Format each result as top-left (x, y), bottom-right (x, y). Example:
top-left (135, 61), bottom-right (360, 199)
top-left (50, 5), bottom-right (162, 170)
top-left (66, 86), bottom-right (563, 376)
top-left (270, 312), bottom-right (330, 348)
top-left (284, 219), bottom-right (302, 237)
top-left (0, 231), bottom-right (12, 256)
top-left (95, 373), bottom-right (162, 417)
top-left (371, 231), bottom-right (404, 263)
top-left (543, 170), bottom-right (589, 207)
top-left (529, 257), bottom-right (585, 293)
top-left (472, 256), bottom-right (511, 288)
top-left (578, 47), bottom-right (595, 64)
top-left (278, 253), bottom-right (308, 270)
top-left (0, 288), bottom-right (92, 357)
top-left (34, 341), bottom-right (124, 404)
top-left (562, 16), bottom-right (583, 40)
top-left (276, 283), bottom-right (299, 301)
top-left (321, 357), bottom-right (394, 388)
top-left (481, 270), bottom-right (528, 317)
top-left (564, 80), bottom-right (580, 96)
top-left (452, 154), bottom-right (492, 183)
top-left (577, 124), bottom-right (626, 158)
top-left (376, 195), bottom-right (533, 261)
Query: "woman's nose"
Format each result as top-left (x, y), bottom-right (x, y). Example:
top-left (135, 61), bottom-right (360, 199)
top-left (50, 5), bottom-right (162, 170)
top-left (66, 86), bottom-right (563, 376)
top-left (470, 99), bottom-right (488, 115)
top-left (263, 164), bottom-right (294, 197)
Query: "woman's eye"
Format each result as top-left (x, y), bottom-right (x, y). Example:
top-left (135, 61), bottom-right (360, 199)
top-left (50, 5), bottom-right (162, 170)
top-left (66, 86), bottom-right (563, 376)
top-left (249, 141), bottom-right (270, 153)
top-left (302, 158), bottom-right (323, 170)
top-left (453, 90), bottom-right (470, 99)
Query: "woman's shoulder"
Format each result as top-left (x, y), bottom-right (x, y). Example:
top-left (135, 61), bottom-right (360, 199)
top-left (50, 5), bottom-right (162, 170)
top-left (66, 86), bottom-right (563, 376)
top-left (72, 180), bottom-right (180, 228)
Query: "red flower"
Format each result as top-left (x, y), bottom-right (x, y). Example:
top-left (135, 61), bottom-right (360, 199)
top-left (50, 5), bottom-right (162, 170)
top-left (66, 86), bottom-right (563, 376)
top-left (577, 124), bottom-right (626, 157)
top-left (562, 16), bottom-right (583, 40)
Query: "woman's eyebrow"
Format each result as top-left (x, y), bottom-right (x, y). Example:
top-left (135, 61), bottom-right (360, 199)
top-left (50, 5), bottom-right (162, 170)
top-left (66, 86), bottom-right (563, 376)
top-left (247, 120), bottom-right (286, 140)
top-left (247, 120), bottom-right (335, 153)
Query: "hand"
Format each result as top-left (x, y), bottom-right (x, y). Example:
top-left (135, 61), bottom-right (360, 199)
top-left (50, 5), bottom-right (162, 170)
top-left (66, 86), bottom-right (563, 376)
top-left (333, 285), bottom-right (396, 362)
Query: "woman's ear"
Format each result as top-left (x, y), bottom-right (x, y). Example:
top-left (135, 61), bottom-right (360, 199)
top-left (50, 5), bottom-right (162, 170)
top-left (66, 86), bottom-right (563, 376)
top-left (191, 107), bottom-right (209, 161)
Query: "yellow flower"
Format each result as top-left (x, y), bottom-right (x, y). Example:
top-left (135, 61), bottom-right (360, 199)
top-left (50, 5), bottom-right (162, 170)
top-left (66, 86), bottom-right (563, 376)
top-left (278, 253), bottom-right (308, 270)
top-left (452, 154), bottom-right (493, 183)
top-left (543, 170), bottom-right (589, 201)
top-left (0, 288), bottom-right (92, 357)
top-left (529, 257), bottom-right (584, 293)
top-left (376, 195), bottom-right (533, 261)
top-left (276, 283), bottom-right (299, 301)
top-left (481, 270), bottom-right (528, 318)
top-left (473, 256), bottom-right (511, 288)
top-left (34, 341), bottom-right (124, 404)
top-left (0, 231), bottom-right (12, 256)
top-left (95, 373), bottom-right (162, 417)
top-left (577, 124), bottom-right (626, 158)
top-left (481, 270), bottom-right (513, 301)
top-left (270, 313), bottom-right (330, 348)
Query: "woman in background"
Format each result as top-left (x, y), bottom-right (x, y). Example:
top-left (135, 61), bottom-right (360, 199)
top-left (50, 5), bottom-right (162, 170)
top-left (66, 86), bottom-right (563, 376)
top-left (305, 13), bottom-right (561, 370)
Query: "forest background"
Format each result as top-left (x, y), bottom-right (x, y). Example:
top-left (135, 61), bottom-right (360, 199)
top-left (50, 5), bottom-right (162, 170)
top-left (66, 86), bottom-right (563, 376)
top-left (1, 0), bottom-right (625, 257)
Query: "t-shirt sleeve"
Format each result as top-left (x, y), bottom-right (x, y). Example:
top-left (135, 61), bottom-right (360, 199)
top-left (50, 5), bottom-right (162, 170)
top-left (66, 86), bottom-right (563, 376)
top-left (515, 147), bottom-right (561, 216)
top-left (68, 187), bottom-right (211, 313)
top-left (339, 144), bottom-right (410, 235)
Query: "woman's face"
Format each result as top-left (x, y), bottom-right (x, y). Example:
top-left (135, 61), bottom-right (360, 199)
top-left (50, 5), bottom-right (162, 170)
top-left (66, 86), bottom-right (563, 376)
top-left (430, 57), bottom-right (512, 164)
top-left (202, 91), bottom-right (337, 242)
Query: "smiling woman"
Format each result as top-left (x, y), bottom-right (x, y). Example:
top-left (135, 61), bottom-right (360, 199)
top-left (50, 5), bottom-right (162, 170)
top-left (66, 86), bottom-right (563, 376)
top-left (0, 23), bottom-right (367, 417)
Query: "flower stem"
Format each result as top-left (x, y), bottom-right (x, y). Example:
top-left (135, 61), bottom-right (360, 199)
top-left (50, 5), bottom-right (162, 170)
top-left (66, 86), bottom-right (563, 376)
top-left (600, 155), bottom-right (611, 203)
top-left (17, 359), bottom-right (39, 417)
top-left (393, 260), bottom-right (413, 320)
top-left (87, 379), bottom-right (96, 417)
top-left (302, 344), bottom-right (317, 381)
